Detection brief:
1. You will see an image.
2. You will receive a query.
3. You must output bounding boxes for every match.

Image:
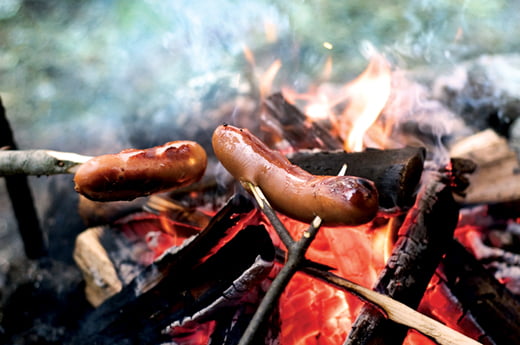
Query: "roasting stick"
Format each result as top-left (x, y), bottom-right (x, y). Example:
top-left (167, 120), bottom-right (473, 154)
top-left (240, 164), bottom-right (481, 345)
top-left (239, 182), bottom-right (323, 345)
top-left (247, 179), bottom-right (295, 248)
top-left (0, 149), bottom-right (93, 176)
top-left (239, 165), bottom-right (347, 345)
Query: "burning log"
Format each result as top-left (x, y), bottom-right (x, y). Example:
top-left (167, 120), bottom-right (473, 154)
top-left (262, 92), bottom-right (343, 150)
top-left (73, 195), bottom-right (275, 344)
top-left (442, 240), bottom-right (520, 344)
top-left (344, 171), bottom-right (460, 345)
top-left (289, 146), bottom-right (426, 210)
top-left (0, 97), bottom-right (47, 259)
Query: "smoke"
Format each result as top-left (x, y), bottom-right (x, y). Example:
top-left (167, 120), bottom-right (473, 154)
top-left (373, 70), bottom-right (472, 167)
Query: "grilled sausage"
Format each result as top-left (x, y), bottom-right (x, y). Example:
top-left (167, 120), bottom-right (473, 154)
top-left (74, 141), bottom-right (207, 201)
top-left (212, 124), bottom-right (378, 226)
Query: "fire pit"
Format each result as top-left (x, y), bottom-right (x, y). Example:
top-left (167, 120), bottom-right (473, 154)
top-left (1, 2), bottom-right (520, 345)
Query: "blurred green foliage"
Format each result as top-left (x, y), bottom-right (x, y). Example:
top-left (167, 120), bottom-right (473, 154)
top-left (0, 0), bottom-right (518, 149)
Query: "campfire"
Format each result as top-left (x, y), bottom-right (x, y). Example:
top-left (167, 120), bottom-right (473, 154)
top-left (2, 49), bottom-right (520, 345)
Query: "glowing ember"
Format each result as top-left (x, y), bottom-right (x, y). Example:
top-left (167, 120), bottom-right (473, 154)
top-left (273, 217), bottom-right (392, 344)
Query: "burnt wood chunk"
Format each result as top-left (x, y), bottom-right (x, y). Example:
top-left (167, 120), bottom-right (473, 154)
top-left (0, 96), bottom-right (46, 259)
top-left (289, 146), bottom-right (426, 210)
top-left (344, 172), bottom-right (459, 345)
top-left (262, 92), bottom-right (343, 150)
top-left (443, 240), bottom-right (520, 345)
top-left (73, 195), bottom-right (275, 345)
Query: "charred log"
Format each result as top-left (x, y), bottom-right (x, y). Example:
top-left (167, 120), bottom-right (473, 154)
top-left (289, 146), bottom-right (426, 210)
top-left (344, 172), bottom-right (460, 345)
top-left (73, 195), bottom-right (275, 345)
top-left (442, 240), bottom-right (520, 345)
top-left (0, 96), bottom-right (47, 259)
top-left (262, 92), bottom-right (343, 150)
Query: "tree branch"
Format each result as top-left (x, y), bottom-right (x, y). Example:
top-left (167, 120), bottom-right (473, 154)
top-left (0, 150), bottom-right (92, 176)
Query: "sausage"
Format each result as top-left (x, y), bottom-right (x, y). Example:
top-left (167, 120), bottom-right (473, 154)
top-left (212, 124), bottom-right (379, 226)
top-left (74, 141), bottom-right (207, 201)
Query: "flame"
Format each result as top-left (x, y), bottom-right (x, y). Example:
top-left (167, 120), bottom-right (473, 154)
top-left (339, 54), bottom-right (392, 151)
top-left (281, 53), bottom-right (392, 151)
top-left (263, 19), bottom-right (278, 43)
top-left (242, 45), bottom-right (256, 67)
top-left (259, 59), bottom-right (282, 100)
top-left (242, 44), bottom-right (282, 101)
top-left (320, 55), bottom-right (333, 81)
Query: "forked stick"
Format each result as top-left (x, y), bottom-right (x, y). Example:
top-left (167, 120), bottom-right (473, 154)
top-left (239, 180), bottom-right (323, 345)
top-left (240, 165), bottom-right (481, 345)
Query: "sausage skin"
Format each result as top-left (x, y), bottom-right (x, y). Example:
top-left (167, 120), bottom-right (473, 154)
top-left (212, 125), bottom-right (379, 226)
top-left (74, 141), bottom-right (207, 201)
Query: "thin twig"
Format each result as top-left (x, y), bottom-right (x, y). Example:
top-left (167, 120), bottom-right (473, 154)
top-left (0, 149), bottom-right (92, 176)
top-left (237, 213), bottom-right (322, 345)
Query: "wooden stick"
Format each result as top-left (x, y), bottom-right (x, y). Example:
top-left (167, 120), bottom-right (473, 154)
top-left (239, 165), bottom-right (345, 345)
top-left (245, 181), bottom-right (294, 248)
top-left (0, 149), bottom-right (92, 176)
top-left (303, 266), bottom-right (482, 345)
top-left (239, 181), bottom-right (323, 345)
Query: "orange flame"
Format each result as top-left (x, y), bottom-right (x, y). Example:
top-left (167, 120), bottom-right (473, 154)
top-left (242, 45), bottom-right (282, 101)
top-left (339, 54), bottom-right (392, 151)
top-left (259, 59), bottom-right (282, 100)
top-left (263, 19), bottom-right (278, 43)
top-left (281, 53), bottom-right (392, 151)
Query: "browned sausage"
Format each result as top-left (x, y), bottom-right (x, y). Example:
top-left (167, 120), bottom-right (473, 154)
top-left (74, 141), bottom-right (207, 201)
top-left (212, 124), bottom-right (378, 226)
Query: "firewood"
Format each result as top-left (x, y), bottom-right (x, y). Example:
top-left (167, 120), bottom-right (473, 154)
top-left (262, 92), bottom-right (343, 150)
top-left (442, 240), bottom-right (520, 345)
top-left (344, 171), bottom-right (460, 345)
top-left (0, 97), bottom-right (47, 259)
top-left (449, 129), bottom-right (520, 204)
top-left (73, 195), bottom-right (275, 345)
top-left (289, 146), bottom-right (426, 210)
top-left (74, 226), bottom-right (123, 307)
